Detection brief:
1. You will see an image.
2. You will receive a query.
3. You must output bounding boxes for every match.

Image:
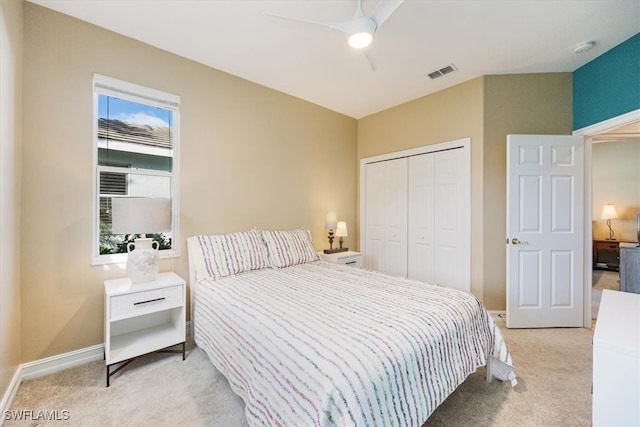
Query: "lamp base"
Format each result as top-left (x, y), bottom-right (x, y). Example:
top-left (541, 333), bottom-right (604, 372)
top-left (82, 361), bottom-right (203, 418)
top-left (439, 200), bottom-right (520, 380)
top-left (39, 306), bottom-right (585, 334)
top-left (323, 248), bottom-right (348, 254)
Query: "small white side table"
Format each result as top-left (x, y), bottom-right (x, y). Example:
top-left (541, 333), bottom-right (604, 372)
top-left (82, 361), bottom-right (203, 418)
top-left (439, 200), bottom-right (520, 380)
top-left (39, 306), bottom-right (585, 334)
top-left (104, 272), bottom-right (186, 386)
top-left (319, 251), bottom-right (362, 268)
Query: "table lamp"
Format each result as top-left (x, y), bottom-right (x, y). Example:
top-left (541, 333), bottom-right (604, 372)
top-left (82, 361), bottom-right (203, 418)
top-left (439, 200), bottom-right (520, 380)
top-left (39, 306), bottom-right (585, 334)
top-left (112, 197), bottom-right (171, 283)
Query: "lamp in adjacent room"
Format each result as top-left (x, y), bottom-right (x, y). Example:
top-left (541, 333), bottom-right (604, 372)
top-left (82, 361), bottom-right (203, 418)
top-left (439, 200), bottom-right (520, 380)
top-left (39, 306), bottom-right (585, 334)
top-left (112, 197), bottom-right (172, 283)
top-left (335, 221), bottom-right (348, 252)
top-left (600, 204), bottom-right (618, 241)
top-left (324, 211), bottom-right (338, 254)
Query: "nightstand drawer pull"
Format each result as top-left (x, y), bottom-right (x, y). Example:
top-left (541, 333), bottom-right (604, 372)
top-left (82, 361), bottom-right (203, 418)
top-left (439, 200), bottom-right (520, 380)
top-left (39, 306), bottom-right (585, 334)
top-left (346, 261), bottom-right (357, 265)
top-left (134, 297), bottom-right (166, 306)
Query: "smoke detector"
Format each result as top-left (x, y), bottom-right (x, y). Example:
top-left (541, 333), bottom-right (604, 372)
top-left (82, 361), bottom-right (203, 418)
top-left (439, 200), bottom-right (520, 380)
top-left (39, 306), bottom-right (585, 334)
top-left (574, 41), bottom-right (595, 54)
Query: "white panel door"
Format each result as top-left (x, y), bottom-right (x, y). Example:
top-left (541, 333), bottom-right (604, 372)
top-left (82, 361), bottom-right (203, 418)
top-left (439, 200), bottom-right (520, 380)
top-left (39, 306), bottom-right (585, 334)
top-left (433, 149), bottom-right (469, 291)
top-left (408, 154), bottom-right (435, 282)
top-left (364, 158), bottom-right (407, 276)
top-left (506, 135), bottom-right (584, 328)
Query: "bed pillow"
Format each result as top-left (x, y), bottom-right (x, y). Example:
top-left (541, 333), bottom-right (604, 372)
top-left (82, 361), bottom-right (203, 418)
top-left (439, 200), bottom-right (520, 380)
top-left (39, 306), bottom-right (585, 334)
top-left (192, 228), bottom-right (269, 282)
top-left (262, 228), bottom-right (319, 268)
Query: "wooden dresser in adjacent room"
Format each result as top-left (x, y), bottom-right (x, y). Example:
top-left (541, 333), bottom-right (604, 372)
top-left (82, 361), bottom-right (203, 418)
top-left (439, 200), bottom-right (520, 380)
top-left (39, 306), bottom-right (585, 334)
top-left (592, 240), bottom-right (635, 271)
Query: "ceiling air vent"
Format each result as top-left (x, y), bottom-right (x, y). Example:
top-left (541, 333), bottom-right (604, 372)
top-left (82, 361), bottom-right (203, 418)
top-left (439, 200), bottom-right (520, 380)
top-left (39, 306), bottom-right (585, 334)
top-left (427, 64), bottom-right (458, 80)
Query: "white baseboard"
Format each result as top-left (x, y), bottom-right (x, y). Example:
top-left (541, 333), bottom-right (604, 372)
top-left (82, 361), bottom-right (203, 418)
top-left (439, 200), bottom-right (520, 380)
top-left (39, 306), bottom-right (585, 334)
top-left (0, 364), bottom-right (23, 424)
top-left (0, 343), bottom-right (104, 424)
top-left (20, 344), bottom-right (104, 381)
top-left (489, 310), bottom-right (506, 319)
top-left (2, 321), bottom-right (193, 419)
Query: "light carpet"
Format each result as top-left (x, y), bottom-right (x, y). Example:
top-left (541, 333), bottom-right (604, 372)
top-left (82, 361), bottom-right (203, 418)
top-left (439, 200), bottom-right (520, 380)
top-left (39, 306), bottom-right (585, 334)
top-left (591, 270), bottom-right (620, 319)
top-left (5, 318), bottom-right (594, 427)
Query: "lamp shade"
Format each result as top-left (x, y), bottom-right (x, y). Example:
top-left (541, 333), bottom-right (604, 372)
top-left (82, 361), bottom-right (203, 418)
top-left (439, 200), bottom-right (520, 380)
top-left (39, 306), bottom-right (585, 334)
top-left (336, 221), bottom-right (348, 237)
top-left (601, 204), bottom-right (618, 220)
top-left (112, 197), bottom-right (172, 235)
top-left (325, 211), bottom-right (338, 230)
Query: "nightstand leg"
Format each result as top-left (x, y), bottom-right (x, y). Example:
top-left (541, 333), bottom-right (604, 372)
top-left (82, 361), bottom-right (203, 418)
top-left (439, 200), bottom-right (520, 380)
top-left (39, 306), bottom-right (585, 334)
top-left (106, 359), bottom-right (134, 387)
top-left (182, 342), bottom-right (186, 361)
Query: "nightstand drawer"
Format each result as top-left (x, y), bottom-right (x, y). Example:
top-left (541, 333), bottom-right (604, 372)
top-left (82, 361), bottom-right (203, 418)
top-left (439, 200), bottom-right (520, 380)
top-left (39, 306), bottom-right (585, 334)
top-left (596, 242), bottom-right (619, 251)
top-left (110, 285), bottom-right (183, 320)
top-left (336, 255), bottom-right (362, 268)
top-left (319, 251), bottom-right (363, 268)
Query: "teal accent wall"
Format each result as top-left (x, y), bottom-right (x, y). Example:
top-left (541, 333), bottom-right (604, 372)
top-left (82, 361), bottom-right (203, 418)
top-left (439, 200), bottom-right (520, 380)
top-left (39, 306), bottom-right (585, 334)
top-left (573, 33), bottom-right (640, 130)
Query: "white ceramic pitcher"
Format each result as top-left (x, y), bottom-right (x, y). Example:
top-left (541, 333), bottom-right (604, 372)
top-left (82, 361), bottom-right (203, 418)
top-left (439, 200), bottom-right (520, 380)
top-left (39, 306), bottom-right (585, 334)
top-left (126, 238), bottom-right (160, 283)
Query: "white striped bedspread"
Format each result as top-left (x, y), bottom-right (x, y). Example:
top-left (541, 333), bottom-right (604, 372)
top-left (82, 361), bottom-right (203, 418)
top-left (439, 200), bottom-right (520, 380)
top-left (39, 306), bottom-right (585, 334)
top-left (194, 261), bottom-right (514, 427)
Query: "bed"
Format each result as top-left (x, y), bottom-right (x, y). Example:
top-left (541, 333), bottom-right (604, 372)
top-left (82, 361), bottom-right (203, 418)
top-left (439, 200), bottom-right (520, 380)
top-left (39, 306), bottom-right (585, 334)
top-left (187, 229), bottom-right (515, 426)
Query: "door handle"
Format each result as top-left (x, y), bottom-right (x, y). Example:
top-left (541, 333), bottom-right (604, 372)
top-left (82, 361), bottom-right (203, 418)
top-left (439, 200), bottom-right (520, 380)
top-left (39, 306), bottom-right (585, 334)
top-left (509, 238), bottom-right (527, 245)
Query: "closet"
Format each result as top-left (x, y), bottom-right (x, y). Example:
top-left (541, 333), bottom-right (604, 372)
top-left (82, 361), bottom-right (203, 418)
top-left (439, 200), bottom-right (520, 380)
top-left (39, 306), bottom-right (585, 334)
top-left (360, 139), bottom-right (470, 292)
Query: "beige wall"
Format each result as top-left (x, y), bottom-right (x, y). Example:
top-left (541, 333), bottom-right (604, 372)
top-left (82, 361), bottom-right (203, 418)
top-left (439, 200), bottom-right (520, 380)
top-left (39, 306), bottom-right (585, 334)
top-left (483, 73), bottom-right (573, 308)
top-left (0, 0), bottom-right (23, 401)
top-left (357, 73), bottom-right (573, 310)
top-left (592, 140), bottom-right (640, 242)
top-left (21, 3), bottom-right (357, 362)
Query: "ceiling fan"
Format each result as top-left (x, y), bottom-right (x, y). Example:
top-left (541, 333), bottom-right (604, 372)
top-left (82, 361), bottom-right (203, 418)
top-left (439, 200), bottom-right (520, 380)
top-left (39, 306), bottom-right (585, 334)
top-left (270, 0), bottom-right (405, 49)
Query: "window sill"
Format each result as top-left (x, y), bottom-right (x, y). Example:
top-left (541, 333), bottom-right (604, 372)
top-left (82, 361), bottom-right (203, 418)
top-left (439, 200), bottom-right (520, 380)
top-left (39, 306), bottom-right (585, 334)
top-left (92, 249), bottom-right (179, 266)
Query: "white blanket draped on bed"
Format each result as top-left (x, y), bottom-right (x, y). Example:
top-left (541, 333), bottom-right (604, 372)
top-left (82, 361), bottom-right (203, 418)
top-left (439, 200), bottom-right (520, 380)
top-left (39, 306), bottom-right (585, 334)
top-left (194, 260), bottom-right (514, 427)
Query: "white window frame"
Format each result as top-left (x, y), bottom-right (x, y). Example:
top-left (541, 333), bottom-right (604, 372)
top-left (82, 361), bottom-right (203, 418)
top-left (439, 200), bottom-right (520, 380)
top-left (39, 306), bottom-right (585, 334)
top-left (92, 74), bottom-right (180, 265)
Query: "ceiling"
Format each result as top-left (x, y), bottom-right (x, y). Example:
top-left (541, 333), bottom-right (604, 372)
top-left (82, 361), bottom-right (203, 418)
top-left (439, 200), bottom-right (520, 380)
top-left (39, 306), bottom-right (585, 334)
top-left (29, 0), bottom-right (639, 119)
top-left (592, 121), bottom-right (640, 143)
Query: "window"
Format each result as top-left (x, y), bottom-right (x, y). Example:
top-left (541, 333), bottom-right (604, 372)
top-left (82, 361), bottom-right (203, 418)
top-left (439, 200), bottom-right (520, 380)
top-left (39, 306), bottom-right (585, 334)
top-left (93, 74), bottom-right (180, 264)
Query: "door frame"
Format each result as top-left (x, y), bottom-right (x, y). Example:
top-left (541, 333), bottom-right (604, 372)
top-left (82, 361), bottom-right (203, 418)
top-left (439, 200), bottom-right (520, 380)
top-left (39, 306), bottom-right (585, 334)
top-left (573, 108), bottom-right (640, 327)
top-left (359, 138), bottom-right (471, 288)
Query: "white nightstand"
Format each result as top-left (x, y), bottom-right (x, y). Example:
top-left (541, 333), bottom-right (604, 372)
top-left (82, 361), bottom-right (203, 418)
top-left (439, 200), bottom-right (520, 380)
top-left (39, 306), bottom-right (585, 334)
top-left (319, 251), bottom-right (362, 268)
top-left (104, 271), bottom-right (186, 386)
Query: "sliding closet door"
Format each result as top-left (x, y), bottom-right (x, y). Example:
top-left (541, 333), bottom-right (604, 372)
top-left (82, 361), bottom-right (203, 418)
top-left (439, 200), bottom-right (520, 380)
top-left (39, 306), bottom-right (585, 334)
top-left (385, 158), bottom-right (408, 277)
top-left (408, 149), bottom-right (468, 291)
top-left (408, 154), bottom-right (435, 282)
top-left (362, 139), bottom-right (469, 292)
top-left (433, 149), bottom-right (468, 291)
top-left (364, 161), bottom-right (386, 272)
top-left (364, 158), bottom-right (408, 277)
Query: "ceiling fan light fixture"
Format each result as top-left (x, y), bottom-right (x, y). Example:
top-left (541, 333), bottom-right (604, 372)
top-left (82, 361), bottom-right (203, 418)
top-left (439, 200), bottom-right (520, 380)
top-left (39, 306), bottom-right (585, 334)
top-left (347, 17), bottom-right (376, 48)
top-left (348, 31), bottom-right (373, 48)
